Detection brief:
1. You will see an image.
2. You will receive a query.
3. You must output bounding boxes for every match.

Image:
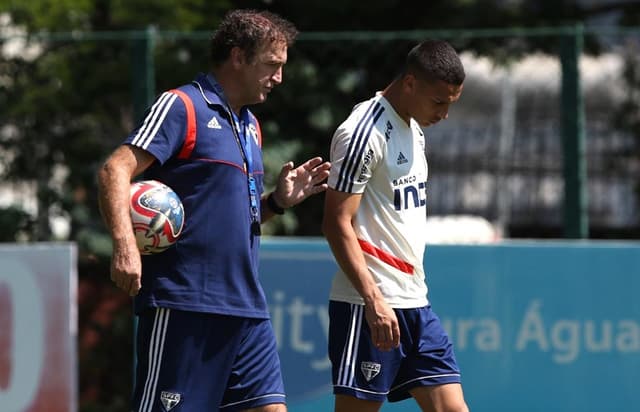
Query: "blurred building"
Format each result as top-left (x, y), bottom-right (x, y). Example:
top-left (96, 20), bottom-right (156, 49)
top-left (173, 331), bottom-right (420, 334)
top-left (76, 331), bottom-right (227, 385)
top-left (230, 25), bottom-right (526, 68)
top-left (426, 51), bottom-right (639, 238)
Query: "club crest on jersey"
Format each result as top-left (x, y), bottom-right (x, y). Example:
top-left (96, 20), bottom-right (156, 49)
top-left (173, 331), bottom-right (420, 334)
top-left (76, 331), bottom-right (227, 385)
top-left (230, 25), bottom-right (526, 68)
top-left (246, 123), bottom-right (259, 145)
top-left (160, 391), bottom-right (181, 411)
top-left (360, 361), bottom-right (381, 381)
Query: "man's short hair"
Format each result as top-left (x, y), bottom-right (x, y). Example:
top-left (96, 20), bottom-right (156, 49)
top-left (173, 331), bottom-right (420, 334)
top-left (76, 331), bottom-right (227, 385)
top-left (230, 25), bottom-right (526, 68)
top-left (210, 9), bottom-right (298, 65)
top-left (406, 39), bottom-right (465, 86)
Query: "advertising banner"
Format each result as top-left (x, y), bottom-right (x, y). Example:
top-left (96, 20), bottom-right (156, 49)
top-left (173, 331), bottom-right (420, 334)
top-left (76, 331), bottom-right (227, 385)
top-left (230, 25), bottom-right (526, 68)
top-left (260, 239), bottom-right (640, 412)
top-left (0, 243), bottom-right (77, 412)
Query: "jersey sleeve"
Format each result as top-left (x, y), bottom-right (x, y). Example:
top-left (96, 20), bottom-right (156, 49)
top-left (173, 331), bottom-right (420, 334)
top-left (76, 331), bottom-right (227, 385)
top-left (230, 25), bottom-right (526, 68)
top-left (328, 116), bottom-right (385, 194)
top-left (124, 91), bottom-right (187, 165)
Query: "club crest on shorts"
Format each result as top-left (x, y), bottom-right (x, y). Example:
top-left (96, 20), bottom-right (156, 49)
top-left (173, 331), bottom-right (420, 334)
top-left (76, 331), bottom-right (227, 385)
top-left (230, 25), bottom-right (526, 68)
top-left (360, 361), bottom-right (381, 381)
top-left (160, 391), bottom-right (181, 411)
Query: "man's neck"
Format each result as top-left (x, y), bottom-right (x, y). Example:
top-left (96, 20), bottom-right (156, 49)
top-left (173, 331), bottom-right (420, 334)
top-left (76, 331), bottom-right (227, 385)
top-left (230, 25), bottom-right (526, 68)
top-left (381, 79), bottom-right (411, 126)
top-left (210, 67), bottom-right (242, 114)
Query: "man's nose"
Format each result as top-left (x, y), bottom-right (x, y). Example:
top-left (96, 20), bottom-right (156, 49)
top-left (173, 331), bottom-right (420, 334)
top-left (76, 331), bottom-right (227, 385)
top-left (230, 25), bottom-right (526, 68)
top-left (272, 67), bottom-right (283, 84)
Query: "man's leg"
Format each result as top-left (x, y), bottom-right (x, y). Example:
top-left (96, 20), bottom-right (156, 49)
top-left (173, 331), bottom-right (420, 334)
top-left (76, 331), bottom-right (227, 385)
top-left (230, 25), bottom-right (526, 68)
top-left (387, 306), bottom-right (467, 410)
top-left (335, 394), bottom-right (383, 412)
top-left (242, 403), bottom-right (287, 412)
top-left (329, 302), bottom-right (403, 411)
top-left (410, 383), bottom-right (469, 412)
top-left (132, 309), bottom-right (244, 412)
top-left (221, 318), bottom-right (286, 411)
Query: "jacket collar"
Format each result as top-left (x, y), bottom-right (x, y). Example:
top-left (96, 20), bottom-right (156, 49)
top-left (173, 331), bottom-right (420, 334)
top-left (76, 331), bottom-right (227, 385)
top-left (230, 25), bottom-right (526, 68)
top-left (192, 72), bottom-right (227, 108)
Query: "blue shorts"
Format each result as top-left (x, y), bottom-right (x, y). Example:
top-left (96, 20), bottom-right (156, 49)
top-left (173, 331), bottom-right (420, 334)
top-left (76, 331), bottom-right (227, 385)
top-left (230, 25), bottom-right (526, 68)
top-left (328, 301), bottom-right (461, 403)
top-left (132, 308), bottom-right (285, 412)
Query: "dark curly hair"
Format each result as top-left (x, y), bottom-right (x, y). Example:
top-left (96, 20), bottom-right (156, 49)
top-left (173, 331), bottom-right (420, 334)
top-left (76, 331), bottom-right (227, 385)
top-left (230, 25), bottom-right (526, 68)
top-left (406, 39), bottom-right (465, 86)
top-left (210, 9), bottom-right (298, 66)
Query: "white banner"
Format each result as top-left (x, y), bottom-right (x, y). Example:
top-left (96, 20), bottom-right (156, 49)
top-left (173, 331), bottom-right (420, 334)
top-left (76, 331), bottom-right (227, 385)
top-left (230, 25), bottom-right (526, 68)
top-left (0, 243), bottom-right (77, 412)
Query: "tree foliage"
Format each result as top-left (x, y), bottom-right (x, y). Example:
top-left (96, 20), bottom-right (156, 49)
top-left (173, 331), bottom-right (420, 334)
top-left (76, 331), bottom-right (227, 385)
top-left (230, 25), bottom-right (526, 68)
top-left (1, 0), bottom-right (638, 245)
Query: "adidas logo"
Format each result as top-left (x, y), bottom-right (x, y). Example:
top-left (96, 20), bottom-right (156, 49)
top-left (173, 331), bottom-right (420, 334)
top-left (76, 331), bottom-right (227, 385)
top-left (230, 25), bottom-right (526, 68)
top-left (207, 116), bottom-right (221, 129)
top-left (396, 152), bottom-right (408, 165)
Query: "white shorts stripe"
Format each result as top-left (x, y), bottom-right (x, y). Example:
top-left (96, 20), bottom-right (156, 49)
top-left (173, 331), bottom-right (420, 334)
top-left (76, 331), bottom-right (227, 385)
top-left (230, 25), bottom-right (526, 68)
top-left (390, 373), bottom-right (461, 393)
top-left (131, 92), bottom-right (177, 149)
top-left (338, 304), bottom-right (363, 386)
top-left (219, 393), bottom-right (286, 409)
top-left (349, 305), bottom-right (363, 386)
top-left (138, 309), bottom-right (162, 412)
top-left (337, 304), bottom-right (355, 385)
top-left (334, 384), bottom-right (389, 396)
top-left (139, 308), bottom-right (170, 412)
top-left (146, 309), bottom-right (170, 411)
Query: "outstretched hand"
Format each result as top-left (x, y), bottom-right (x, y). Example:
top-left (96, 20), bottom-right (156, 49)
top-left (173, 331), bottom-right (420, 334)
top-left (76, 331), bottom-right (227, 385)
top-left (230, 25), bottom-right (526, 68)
top-left (273, 157), bottom-right (331, 208)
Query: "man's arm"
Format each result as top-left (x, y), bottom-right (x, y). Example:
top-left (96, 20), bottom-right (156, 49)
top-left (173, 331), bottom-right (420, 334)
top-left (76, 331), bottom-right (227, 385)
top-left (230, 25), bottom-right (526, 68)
top-left (322, 188), bottom-right (400, 351)
top-left (97, 144), bottom-right (155, 296)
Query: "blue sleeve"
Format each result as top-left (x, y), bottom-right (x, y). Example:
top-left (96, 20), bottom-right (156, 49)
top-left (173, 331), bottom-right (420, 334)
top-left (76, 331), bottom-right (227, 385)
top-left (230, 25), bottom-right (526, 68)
top-left (124, 91), bottom-right (187, 164)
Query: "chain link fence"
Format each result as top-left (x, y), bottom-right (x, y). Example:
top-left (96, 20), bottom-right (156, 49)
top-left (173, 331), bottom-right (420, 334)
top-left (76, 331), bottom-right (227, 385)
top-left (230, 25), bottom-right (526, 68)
top-left (1, 27), bottom-right (639, 240)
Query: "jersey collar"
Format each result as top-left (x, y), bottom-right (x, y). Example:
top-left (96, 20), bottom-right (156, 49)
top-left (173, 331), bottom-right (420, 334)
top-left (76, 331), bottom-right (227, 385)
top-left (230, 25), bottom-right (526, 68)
top-left (192, 72), bottom-right (227, 108)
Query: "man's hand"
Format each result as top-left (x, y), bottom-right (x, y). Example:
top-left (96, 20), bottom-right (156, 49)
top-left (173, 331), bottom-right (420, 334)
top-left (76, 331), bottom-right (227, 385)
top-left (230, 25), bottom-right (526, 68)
top-left (110, 240), bottom-right (142, 296)
top-left (364, 298), bottom-right (401, 351)
top-left (273, 157), bottom-right (330, 208)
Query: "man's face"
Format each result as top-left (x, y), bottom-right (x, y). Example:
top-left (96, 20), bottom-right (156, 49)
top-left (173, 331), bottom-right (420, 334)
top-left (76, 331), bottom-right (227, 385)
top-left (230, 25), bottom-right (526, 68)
top-left (239, 40), bottom-right (288, 105)
top-left (407, 75), bottom-right (463, 127)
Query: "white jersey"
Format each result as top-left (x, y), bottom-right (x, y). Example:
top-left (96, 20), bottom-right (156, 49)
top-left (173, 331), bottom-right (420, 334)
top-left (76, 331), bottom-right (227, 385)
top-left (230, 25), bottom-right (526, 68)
top-left (328, 94), bottom-right (429, 308)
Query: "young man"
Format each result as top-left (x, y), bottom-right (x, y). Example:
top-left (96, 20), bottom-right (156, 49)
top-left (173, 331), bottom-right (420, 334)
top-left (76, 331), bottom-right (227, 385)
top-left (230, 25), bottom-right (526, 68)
top-left (322, 40), bottom-right (469, 412)
top-left (98, 10), bottom-right (330, 412)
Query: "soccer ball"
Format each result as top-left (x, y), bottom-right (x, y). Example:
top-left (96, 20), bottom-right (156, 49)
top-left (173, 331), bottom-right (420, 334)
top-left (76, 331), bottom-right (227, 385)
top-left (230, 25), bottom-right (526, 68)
top-left (129, 180), bottom-right (185, 255)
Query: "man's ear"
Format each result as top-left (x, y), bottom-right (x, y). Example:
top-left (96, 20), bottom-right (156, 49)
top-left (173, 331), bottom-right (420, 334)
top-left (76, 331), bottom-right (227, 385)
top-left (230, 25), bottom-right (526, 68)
top-left (403, 73), bottom-right (417, 94)
top-left (230, 46), bottom-right (246, 68)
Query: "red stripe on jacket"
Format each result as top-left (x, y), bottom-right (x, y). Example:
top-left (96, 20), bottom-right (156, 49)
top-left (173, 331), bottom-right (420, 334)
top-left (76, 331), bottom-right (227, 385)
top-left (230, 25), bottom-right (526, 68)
top-left (170, 89), bottom-right (197, 159)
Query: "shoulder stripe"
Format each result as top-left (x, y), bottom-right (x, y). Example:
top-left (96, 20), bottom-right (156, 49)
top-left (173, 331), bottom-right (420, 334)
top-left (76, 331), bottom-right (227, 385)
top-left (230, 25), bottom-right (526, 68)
top-left (336, 101), bottom-right (379, 192)
top-left (139, 93), bottom-right (179, 150)
top-left (131, 92), bottom-right (178, 150)
top-left (336, 102), bottom-right (385, 192)
top-left (130, 92), bottom-right (173, 147)
top-left (130, 92), bottom-right (170, 147)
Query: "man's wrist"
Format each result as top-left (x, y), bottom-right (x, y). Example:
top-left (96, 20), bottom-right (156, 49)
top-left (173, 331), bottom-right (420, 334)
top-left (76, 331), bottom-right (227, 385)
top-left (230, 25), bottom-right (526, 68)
top-left (267, 192), bottom-right (285, 215)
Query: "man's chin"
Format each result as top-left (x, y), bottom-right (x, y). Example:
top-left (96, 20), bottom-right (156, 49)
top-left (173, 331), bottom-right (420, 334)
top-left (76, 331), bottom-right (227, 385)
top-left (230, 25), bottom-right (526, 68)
top-left (247, 96), bottom-right (266, 106)
top-left (420, 120), bottom-right (439, 127)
